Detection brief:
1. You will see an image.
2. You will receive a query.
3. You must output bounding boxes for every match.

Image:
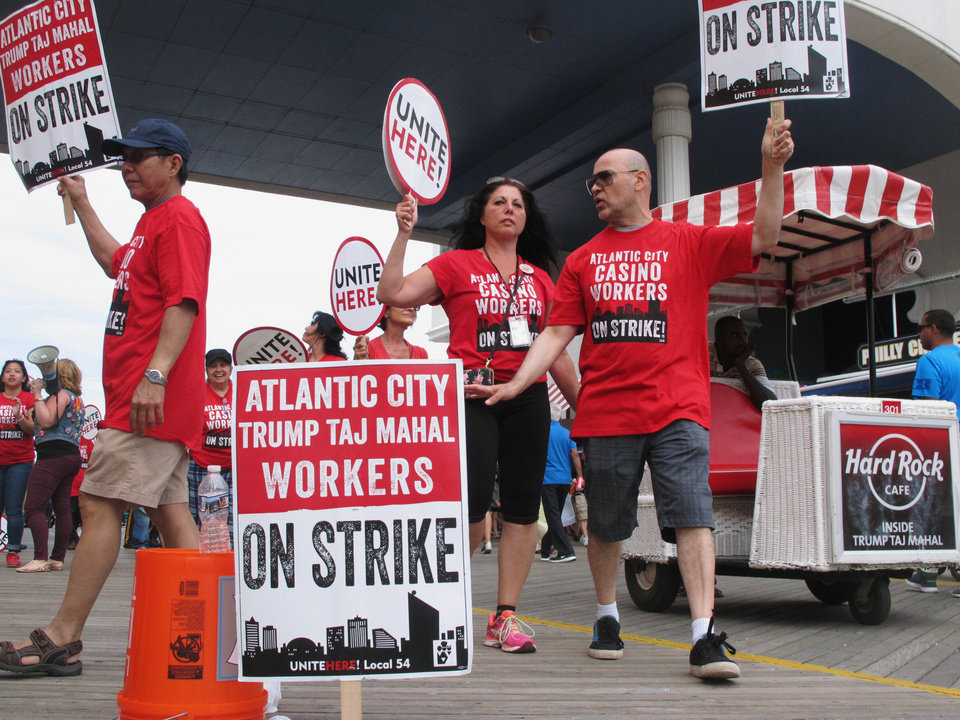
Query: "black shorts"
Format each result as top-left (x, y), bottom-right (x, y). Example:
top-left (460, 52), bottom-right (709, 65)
top-left (464, 383), bottom-right (549, 524)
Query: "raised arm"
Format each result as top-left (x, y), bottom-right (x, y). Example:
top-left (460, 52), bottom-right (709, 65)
top-left (376, 192), bottom-right (442, 308)
top-left (29, 381), bottom-right (70, 428)
top-left (59, 175), bottom-right (123, 277)
top-left (751, 117), bottom-right (795, 256)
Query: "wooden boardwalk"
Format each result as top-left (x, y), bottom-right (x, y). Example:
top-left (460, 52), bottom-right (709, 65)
top-left (2, 538), bottom-right (960, 719)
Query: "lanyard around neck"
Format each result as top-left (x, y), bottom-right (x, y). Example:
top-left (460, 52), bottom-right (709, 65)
top-left (480, 247), bottom-right (524, 367)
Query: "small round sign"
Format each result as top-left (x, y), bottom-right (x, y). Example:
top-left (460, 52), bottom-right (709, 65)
top-left (330, 236), bottom-right (386, 336)
top-left (382, 77), bottom-right (451, 204)
top-left (81, 404), bottom-right (102, 441)
top-left (233, 327), bottom-right (308, 365)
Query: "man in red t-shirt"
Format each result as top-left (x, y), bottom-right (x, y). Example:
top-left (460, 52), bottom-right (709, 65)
top-left (481, 118), bottom-right (795, 681)
top-left (0, 119), bottom-right (210, 678)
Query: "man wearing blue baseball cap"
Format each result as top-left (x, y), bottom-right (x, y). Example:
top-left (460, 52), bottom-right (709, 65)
top-left (0, 119), bottom-right (211, 678)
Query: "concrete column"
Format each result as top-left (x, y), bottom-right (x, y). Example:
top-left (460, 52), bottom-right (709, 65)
top-left (652, 82), bottom-right (692, 205)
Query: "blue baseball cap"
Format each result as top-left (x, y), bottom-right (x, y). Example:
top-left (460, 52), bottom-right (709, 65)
top-left (102, 118), bottom-right (192, 163)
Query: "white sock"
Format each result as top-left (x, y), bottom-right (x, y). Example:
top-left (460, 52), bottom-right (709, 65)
top-left (692, 617), bottom-right (711, 642)
top-left (597, 602), bottom-right (619, 622)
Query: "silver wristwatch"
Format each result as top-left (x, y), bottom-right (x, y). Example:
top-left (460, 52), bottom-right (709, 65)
top-left (144, 369), bottom-right (168, 386)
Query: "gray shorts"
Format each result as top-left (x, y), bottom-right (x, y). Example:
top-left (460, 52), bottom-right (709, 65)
top-left (583, 419), bottom-right (713, 544)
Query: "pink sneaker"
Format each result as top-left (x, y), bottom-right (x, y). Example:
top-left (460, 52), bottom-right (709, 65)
top-left (484, 611), bottom-right (536, 653)
top-left (6, 552), bottom-right (20, 568)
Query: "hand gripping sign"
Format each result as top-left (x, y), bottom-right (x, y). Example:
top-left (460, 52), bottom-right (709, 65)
top-left (330, 236), bottom-right (385, 336)
top-left (382, 78), bottom-right (451, 204)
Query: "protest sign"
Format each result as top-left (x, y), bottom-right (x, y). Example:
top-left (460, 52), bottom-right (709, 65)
top-left (233, 327), bottom-right (308, 365)
top-left (0, 0), bottom-right (120, 191)
top-left (382, 77), bottom-right (451, 204)
top-left (330, 236), bottom-right (384, 336)
top-left (699, 0), bottom-right (849, 111)
top-left (232, 360), bottom-right (471, 681)
top-left (80, 402), bottom-right (100, 439)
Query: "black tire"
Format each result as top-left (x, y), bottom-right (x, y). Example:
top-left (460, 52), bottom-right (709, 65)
top-left (951, 566), bottom-right (960, 582)
top-left (624, 558), bottom-right (681, 612)
top-left (805, 578), bottom-right (852, 605)
top-left (848, 576), bottom-right (891, 625)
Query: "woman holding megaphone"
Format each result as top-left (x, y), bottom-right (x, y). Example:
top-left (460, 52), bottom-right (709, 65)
top-left (17, 360), bottom-right (85, 573)
top-left (1, 359), bottom-right (36, 568)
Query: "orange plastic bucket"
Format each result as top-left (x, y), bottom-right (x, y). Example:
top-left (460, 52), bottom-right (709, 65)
top-left (117, 549), bottom-right (267, 720)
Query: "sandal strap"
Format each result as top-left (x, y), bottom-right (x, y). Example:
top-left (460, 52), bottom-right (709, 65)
top-left (28, 629), bottom-right (83, 665)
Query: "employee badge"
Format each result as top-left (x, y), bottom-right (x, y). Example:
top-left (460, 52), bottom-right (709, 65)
top-left (508, 315), bottom-right (532, 347)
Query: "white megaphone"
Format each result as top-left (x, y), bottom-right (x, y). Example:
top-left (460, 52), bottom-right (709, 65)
top-left (27, 345), bottom-right (60, 395)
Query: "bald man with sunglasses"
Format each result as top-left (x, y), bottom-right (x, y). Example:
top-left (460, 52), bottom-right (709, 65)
top-left (479, 118), bottom-right (794, 680)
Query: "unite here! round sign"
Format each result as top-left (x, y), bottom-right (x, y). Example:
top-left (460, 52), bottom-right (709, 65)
top-left (382, 78), bottom-right (451, 204)
top-left (331, 236), bottom-right (385, 336)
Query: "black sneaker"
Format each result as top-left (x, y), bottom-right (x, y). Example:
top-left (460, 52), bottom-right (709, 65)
top-left (689, 617), bottom-right (739, 679)
top-left (587, 616), bottom-right (624, 660)
top-left (549, 553), bottom-right (576, 563)
top-left (904, 569), bottom-right (938, 593)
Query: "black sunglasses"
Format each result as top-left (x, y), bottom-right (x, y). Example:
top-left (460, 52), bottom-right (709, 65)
top-left (585, 169), bottom-right (642, 195)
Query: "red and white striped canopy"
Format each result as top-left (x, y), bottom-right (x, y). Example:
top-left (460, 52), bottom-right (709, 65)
top-left (653, 166), bottom-right (935, 312)
top-left (547, 382), bottom-right (570, 417)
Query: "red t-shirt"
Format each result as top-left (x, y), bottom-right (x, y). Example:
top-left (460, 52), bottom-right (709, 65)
top-left (102, 195), bottom-right (210, 449)
top-left (0, 391), bottom-right (35, 464)
top-left (549, 220), bottom-right (755, 437)
top-left (191, 382), bottom-right (232, 469)
top-left (426, 249), bottom-right (554, 384)
top-left (367, 336), bottom-right (428, 360)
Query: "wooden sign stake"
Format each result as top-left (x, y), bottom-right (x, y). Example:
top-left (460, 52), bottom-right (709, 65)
top-left (62, 194), bottom-right (75, 225)
top-left (340, 679), bottom-right (362, 719)
top-left (771, 99), bottom-right (785, 135)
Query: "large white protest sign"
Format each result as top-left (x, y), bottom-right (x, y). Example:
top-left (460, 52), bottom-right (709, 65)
top-left (382, 78), bottom-right (451, 204)
top-left (0, 0), bottom-right (120, 191)
top-left (233, 327), bottom-right (308, 365)
top-left (699, 0), bottom-right (849, 111)
top-left (330, 236), bottom-right (384, 336)
top-left (233, 360), bottom-right (471, 681)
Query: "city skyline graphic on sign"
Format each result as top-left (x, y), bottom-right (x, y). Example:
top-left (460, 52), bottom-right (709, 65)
top-left (12, 120), bottom-right (118, 190)
top-left (241, 590), bottom-right (468, 677)
top-left (706, 45), bottom-right (846, 107)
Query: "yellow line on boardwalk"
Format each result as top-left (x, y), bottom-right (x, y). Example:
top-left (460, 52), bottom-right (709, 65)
top-left (474, 607), bottom-right (960, 699)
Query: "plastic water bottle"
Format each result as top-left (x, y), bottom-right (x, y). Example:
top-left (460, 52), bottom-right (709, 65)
top-left (198, 465), bottom-right (231, 553)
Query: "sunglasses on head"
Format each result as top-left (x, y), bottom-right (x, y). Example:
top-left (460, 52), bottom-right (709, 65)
top-left (486, 176), bottom-right (526, 189)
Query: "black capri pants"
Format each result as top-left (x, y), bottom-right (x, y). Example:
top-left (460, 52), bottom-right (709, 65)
top-left (464, 382), bottom-right (549, 525)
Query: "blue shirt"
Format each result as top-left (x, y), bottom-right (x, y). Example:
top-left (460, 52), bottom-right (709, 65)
top-left (543, 421), bottom-right (577, 485)
top-left (912, 344), bottom-right (960, 419)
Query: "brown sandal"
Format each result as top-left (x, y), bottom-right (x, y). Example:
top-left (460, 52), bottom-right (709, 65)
top-left (0, 628), bottom-right (82, 676)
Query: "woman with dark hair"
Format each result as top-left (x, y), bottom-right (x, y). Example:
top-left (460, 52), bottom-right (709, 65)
top-left (18, 359), bottom-right (85, 573)
top-left (303, 311), bottom-right (347, 362)
top-left (353, 306), bottom-right (428, 360)
top-left (377, 182), bottom-right (578, 654)
top-left (1, 359), bottom-right (35, 568)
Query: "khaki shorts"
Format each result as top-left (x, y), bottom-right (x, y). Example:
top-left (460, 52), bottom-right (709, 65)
top-left (81, 428), bottom-right (189, 508)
